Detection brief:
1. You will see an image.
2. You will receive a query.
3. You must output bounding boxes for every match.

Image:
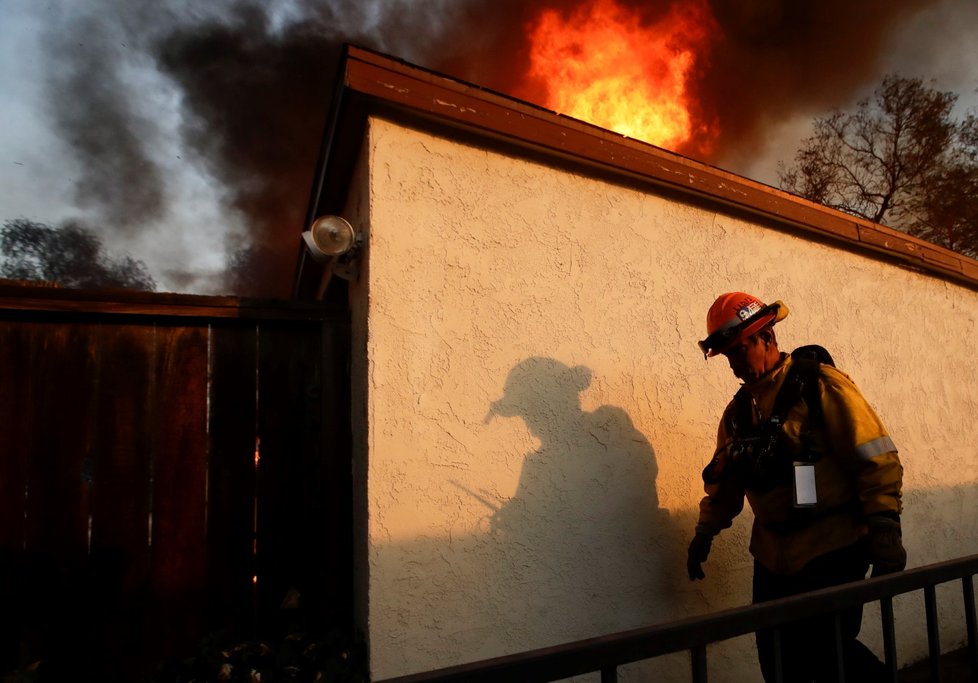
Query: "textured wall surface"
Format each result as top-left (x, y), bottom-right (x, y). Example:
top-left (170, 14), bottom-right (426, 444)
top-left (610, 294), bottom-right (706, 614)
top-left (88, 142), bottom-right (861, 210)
top-left (349, 117), bottom-right (978, 681)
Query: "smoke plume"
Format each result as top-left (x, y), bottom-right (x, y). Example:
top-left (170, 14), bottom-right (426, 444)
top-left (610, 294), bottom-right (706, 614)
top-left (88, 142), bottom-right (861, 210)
top-left (47, 9), bottom-right (167, 234)
top-left (37, 0), bottom-right (947, 297)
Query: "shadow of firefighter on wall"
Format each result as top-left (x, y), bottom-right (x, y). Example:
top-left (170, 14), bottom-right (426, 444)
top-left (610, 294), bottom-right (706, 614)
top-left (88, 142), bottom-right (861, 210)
top-left (483, 357), bottom-right (682, 647)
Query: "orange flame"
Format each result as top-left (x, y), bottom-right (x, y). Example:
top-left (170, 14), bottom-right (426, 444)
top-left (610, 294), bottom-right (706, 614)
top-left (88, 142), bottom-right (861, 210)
top-left (523, 0), bottom-right (718, 154)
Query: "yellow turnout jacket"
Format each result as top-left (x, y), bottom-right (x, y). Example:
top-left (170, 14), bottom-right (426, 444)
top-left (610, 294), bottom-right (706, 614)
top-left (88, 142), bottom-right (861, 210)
top-left (697, 353), bottom-right (903, 575)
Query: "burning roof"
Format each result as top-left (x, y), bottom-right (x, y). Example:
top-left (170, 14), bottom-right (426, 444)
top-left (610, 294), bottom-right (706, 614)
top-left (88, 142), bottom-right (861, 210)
top-left (25, 0), bottom-right (953, 296)
top-left (295, 44), bottom-right (978, 297)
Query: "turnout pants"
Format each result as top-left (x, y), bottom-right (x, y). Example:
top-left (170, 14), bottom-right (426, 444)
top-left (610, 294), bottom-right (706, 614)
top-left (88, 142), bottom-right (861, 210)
top-left (752, 542), bottom-right (887, 683)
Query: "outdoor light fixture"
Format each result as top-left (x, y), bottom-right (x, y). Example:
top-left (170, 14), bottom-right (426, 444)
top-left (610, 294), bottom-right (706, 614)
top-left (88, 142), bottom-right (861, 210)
top-left (302, 215), bottom-right (363, 297)
top-left (302, 215), bottom-right (358, 261)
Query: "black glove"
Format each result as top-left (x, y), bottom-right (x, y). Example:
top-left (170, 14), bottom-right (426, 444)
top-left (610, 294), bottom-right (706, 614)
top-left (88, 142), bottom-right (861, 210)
top-left (687, 532), bottom-right (713, 581)
top-left (866, 514), bottom-right (907, 577)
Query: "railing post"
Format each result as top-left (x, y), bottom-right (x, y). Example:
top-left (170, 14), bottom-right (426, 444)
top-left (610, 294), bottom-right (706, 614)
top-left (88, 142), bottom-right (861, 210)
top-left (690, 644), bottom-right (707, 683)
top-left (370, 555), bottom-right (978, 683)
top-left (963, 575), bottom-right (978, 682)
top-left (833, 612), bottom-right (846, 683)
top-left (772, 627), bottom-right (784, 683)
top-left (880, 596), bottom-right (898, 682)
top-left (925, 584), bottom-right (942, 683)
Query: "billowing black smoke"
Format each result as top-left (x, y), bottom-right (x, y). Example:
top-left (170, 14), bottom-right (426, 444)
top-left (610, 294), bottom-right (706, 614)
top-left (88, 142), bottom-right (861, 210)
top-left (39, 0), bottom-right (945, 297)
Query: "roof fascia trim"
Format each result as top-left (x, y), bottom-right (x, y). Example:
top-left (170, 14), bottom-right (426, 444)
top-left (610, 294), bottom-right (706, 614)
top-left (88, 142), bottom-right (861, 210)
top-left (317, 45), bottom-right (978, 291)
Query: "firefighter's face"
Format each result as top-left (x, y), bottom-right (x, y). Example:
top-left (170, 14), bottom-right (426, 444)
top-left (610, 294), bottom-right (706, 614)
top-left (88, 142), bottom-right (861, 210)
top-left (722, 333), bottom-right (770, 382)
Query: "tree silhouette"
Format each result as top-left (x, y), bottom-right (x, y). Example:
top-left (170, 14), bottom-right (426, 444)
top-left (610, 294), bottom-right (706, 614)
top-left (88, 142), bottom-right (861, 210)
top-left (780, 75), bottom-right (978, 258)
top-left (914, 113), bottom-right (978, 255)
top-left (1, 219), bottom-right (156, 290)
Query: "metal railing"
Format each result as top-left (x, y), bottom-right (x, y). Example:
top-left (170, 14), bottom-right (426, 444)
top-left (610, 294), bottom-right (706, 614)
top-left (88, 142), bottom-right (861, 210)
top-left (375, 554), bottom-right (978, 683)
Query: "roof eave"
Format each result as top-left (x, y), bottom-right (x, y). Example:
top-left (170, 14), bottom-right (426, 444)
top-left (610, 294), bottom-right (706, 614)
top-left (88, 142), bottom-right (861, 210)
top-left (293, 44), bottom-right (978, 299)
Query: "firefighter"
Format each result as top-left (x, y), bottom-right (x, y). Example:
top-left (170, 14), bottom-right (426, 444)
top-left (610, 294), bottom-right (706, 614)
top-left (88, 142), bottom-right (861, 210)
top-left (687, 292), bottom-right (906, 682)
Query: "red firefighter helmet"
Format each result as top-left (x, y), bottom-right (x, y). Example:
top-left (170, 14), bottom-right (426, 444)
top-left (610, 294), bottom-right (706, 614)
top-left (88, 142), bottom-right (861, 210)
top-left (698, 292), bottom-right (789, 358)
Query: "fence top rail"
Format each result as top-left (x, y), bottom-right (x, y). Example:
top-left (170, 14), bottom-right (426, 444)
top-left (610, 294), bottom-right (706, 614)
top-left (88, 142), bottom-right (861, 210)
top-left (0, 282), bottom-right (346, 322)
top-left (375, 553), bottom-right (978, 683)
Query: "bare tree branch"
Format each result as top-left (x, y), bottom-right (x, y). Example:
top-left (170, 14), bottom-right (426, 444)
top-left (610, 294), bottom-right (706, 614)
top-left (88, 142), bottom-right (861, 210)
top-left (0, 219), bottom-right (156, 290)
top-left (780, 75), bottom-right (977, 257)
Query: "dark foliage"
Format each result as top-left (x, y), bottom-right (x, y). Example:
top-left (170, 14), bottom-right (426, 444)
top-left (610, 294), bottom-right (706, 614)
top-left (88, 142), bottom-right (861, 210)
top-left (151, 589), bottom-right (367, 683)
top-left (780, 75), bottom-right (978, 258)
top-left (0, 219), bottom-right (156, 290)
top-left (150, 629), bottom-right (367, 683)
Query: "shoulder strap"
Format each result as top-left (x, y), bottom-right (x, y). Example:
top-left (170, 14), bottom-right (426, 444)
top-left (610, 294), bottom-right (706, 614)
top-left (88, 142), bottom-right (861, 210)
top-left (769, 360), bottom-right (807, 428)
top-left (724, 353), bottom-right (828, 490)
top-left (786, 349), bottom-right (825, 425)
top-left (726, 348), bottom-right (829, 437)
top-left (726, 386), bottom-right (755, 436)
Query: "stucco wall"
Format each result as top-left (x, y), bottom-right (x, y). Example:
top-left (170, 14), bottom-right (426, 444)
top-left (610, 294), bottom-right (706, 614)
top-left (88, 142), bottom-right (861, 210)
top-left (349, 116), bottom-right (978, 681)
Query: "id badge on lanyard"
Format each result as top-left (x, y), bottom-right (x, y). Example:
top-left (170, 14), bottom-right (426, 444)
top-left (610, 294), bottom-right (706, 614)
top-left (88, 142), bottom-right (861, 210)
top-left (793, 462), bottom-right (817, 508)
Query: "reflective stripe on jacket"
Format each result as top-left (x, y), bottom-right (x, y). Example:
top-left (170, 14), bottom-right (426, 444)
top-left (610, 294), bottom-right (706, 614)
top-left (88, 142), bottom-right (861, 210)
top-left (697, 353), bottom-right (903, 575)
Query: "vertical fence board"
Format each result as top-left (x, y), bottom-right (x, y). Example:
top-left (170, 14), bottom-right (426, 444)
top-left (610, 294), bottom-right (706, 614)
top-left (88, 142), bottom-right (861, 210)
top-left (0, 299), bottom-right (350, 678)
top-left (207, 323), bottom-right (259, 642)
top-left (0, 322), bottom-right (33, 548)
top-left (0, 322), bottom-right (36, 671)
top-left (22, 323), bottom-right (95, 554)
top-left (322, 320), bottom-right (354, 630)
top-left (20, 322), bottom-right (97, 676)
top-left (88, 324), bottom-right (156, 679)
top-left (145, 325), bottom-right (211, 671)
top-left (255, 322), bottom-right (324, 634)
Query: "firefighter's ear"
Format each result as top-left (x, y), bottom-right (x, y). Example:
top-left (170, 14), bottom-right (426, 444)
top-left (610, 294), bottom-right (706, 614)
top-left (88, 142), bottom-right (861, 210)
top-left (758, 326), bottom-right (776, 347)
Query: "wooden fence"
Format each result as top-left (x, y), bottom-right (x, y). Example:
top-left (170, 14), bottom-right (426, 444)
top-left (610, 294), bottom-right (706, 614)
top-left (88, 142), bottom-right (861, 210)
top-left (0, 284), bottom-right (352, 680)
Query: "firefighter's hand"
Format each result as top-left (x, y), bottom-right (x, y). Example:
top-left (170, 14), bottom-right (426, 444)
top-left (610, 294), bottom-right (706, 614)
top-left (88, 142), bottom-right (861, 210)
top-left (867, 514), bottom-right (907, 577)
top-left (687, 532), bottom-right (713, 581)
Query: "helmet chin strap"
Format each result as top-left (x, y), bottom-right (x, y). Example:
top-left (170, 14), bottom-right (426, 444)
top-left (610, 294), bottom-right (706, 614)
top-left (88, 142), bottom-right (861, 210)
top-left (760, 344), bottom-right (783, 378)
